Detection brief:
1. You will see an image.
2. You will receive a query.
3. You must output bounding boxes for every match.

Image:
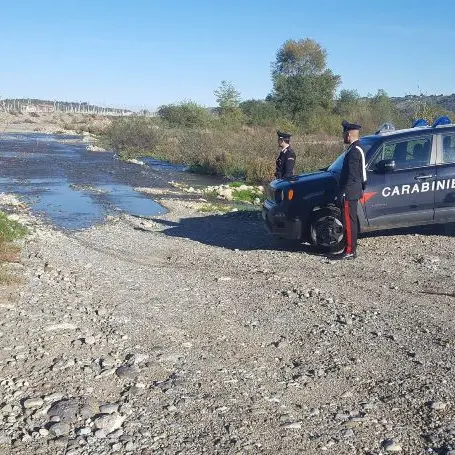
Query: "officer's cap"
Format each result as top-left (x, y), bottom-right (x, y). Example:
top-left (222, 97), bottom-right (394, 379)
top-left (277, 130), bottom-right (292, 140)
top-left (342, 120), bottom-right (361, 132)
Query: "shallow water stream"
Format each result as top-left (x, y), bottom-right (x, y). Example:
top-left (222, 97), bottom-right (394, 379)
top-left (0, 133), bottom-right (219, 230)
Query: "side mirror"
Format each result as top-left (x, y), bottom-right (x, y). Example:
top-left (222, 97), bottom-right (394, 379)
top-left (374, 159), bottom-right (396, 173)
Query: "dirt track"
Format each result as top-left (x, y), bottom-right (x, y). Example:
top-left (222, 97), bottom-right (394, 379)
top-left (2, 192), bottom-right (455, 455)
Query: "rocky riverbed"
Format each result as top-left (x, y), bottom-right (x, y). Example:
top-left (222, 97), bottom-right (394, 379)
top-left (2, 188), bottom-right (455, 454)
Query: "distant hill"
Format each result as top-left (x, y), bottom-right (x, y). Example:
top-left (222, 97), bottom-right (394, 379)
top-left (391, 93), bottom-right (455, 116)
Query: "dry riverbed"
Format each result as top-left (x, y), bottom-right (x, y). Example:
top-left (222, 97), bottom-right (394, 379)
top-left (2, 187), bottom-right (455, 455)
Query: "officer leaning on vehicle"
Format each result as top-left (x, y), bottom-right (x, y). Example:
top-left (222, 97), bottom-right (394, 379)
top-left (338, 120), bottom-right (367, 260)
top-left (275, 131), bottom-right (296, 179)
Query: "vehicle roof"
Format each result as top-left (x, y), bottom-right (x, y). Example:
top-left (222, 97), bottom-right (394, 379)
top-left (365, 124), bottom-right (455, 141)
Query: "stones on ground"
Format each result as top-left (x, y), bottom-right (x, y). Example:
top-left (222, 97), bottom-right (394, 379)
top-left (337, 314), bottom-right (353, 325)
top-left (99, 404), bottom-right (119, 414)
top-left (101, 356), bottom-right (116, 369)
top-left (430, 401), bottom-right (447, 411)
top-left (80, 397), bottom-right (99, 419)
top-left (52, 436), bottom-right (69, 448)
top-left (383, 439), bottom-right (403, 452)
top-left (116, 365), bottom-right (140, 379)
top-left (45, 323), bottom-right (77, 331)
top-left (95, 429), bottom-right (107, 438)
top-left (1, 404), bottom-right (13, 414)
top-left (72, 339), bottom-right (83, 348)
top-left (93, 413), bottom-right (125, 435)
top-left (125, 440), bottom-right (136, 451)
top-left (77, 427), bottom-right (91, 436)
top-left (23, 397), bottom-right (44, 409)
top-left (47, 397), bottom-right (99, 423)
top-left (0, 432), bottom-right (10, 444)
top-left (83, 336), bottom-right (96, 345)
top-left (109, 428), bottom-right (124, 439)
top-left (95, 368), bottom-right (116, 379)
top-left (281, 422), bottom-right (301, 429)
top-left (48, 399), bottom-right (79, 423)
top-left (342, 429), bottom-right (355, 438)
top-left (49, 422), bottom-right (70, 437)
top-left (125, 353), bottom-right (149, 365)
top-left (44, 393), bottom-right (64, 403)
top-left (341, 391), bottom-right (353, 399)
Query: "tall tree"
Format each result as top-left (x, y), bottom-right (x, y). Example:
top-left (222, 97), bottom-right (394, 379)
top-left (272, 38), bottom-right (327, 78)
top-left (214, 81), bottom-right (241, 111)
top-left (335, 89), bottom-right (361, 115)
top-left (214, 80), bottom-right (244, 125)
top-left (369, 89), bottom-right (395, 123)
top-left (270, 39), bottom-right (340, 122)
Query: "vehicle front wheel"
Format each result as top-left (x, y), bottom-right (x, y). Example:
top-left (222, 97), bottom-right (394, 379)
top-left (309, 207), bottom-right (345, 253)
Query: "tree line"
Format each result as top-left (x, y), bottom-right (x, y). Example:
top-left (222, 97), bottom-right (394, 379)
top-left (156, 38), bottom-right (454, 135)
top-left (102, 38), bottom-right (455, 183)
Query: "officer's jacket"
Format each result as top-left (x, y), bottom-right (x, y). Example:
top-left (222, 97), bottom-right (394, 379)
top-left (339, 140), bottom-right (366, 200)
top-left (275, 147), bottom-right (296, 179)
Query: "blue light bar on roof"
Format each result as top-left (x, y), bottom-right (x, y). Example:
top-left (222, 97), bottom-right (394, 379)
top-left (412, 119), bottom-right (429, 128)
top-left (432, 116), bottom-right (452, 127)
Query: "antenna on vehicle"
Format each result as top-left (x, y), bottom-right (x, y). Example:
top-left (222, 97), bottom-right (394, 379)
top-left (411, 119), bottom-right (429, 128)
top-left (432, 116), bottom-right (452, 127)
top-left (375, 123), bottom-right (396, 135)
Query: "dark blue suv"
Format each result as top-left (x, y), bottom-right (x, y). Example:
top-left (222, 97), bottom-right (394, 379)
top-left (263, 120), bottom-right (455, 251)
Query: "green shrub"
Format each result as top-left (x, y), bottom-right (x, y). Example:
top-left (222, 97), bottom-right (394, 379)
top-left (157, 101), bottom-right (213, 128)
top-left (0, 212), bottom-right (27, 242)
top-left (233, 189), bottom-right (263, 204)
top-left (103, 117), bottom-right (163, 154)
top-left (240, 100), bottom-right (280, 126)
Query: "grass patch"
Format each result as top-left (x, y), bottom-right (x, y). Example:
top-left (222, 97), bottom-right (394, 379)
top-left (0, 212), bottom-right (28, 242)
top-left (0, 212), bottom-right (27, 284)
top-left (198, 204), bottom-right (232, 213)
top-left (0, 242), bottom-right (21, 263)
top-left (232, 189), bottom-right (263, 204)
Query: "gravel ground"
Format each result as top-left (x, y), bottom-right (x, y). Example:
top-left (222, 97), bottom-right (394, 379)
top-left (2, 191), bottom-right (455, 455)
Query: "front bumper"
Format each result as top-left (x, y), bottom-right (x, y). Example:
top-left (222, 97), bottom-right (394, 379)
top-left (262, 200), bottom-right (302, 240)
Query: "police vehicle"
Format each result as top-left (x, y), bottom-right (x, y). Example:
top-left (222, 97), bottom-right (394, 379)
top-left (263, 116), bottom-right (455, 252)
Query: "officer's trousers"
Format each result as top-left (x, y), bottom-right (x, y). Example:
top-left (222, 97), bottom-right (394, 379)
top-left (343, 199), bottom-right (358, 254)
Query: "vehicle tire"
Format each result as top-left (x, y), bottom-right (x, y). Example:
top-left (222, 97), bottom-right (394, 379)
top-left (309, 207), bottom-right (345, 253)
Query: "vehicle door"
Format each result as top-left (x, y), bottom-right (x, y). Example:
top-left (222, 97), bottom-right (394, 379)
top-left (434, 132), bottom-right (455, 222)
top-left (363, 135), bottom-right (436, 229)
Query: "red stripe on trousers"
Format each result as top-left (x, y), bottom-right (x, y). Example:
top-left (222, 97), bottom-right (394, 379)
top-left (344, 200), bottom-right (352, 254)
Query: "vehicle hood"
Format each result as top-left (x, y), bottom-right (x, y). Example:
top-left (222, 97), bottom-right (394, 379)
top-left (272, 170), bottom-right (337, 188)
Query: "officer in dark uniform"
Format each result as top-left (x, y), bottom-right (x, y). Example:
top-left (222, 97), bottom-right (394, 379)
top-left (275, 131), bottom-right (296, 179)
top-left (338, 120), bottom-right (366, 259)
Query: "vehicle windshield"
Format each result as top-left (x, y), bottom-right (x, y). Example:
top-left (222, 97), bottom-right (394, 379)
top-left (327, 136), bottom-right (380, 173)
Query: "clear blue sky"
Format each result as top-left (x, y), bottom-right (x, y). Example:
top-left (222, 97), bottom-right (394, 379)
top-left (1, 0), bottom-right (454, 111)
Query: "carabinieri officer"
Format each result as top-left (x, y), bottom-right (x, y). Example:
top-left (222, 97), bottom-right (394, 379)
top-left (275, 131), bottom-right (296, 179)
top-left (338, 120), bottom-right (366, 259)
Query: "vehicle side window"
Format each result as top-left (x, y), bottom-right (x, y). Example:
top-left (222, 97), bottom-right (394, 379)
top-left (370, 137), bottom-right (432, 170)
top-left (442, 134), bottom-right (455, 163)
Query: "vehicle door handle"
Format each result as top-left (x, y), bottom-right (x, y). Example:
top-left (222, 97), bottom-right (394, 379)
top-left (414, 174), bottom-right (433, 181)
